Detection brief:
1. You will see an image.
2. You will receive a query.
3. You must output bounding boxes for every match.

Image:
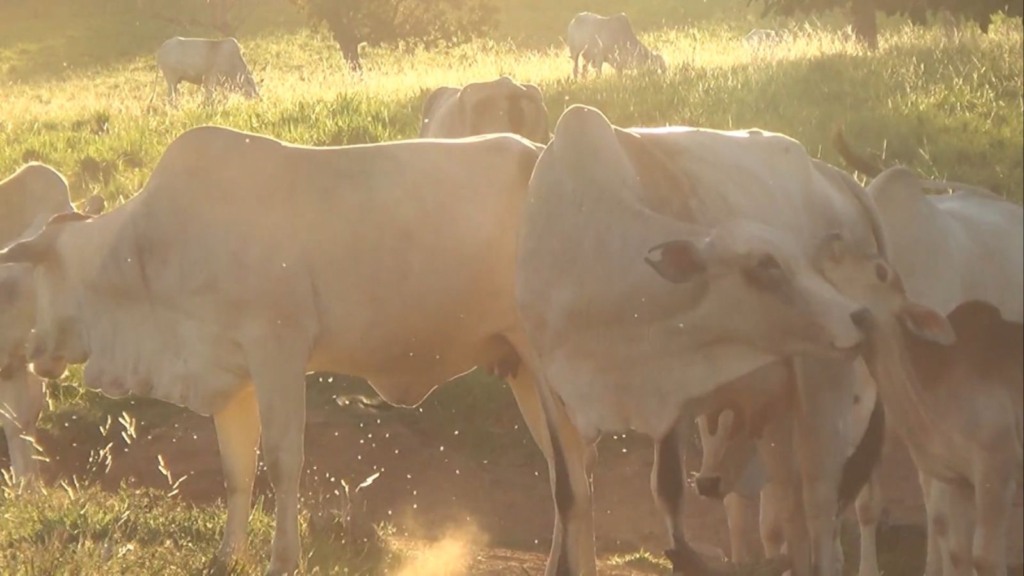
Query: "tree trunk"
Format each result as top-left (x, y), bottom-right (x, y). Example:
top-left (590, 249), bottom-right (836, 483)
top-left (851, 0), bottom-right (879, 50)
top-left (327, 19), bottom-right (363, 72)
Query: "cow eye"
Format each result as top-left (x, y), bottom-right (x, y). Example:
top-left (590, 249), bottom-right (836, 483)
top-left (875, 262), bottom-right (890, 283)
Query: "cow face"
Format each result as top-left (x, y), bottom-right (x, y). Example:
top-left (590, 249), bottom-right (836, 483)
top-left (0, 213), bottom-right (92, 380)
top-left (815, 233), bottom-right (955, 348)
top-left (646, 220), bottom-right (873, 359)
top-left (694, 409), bottom-right (756, 499)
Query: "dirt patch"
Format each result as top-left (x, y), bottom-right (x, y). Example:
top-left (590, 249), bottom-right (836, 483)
top-left (3, 378), bottom-right (1022, 575)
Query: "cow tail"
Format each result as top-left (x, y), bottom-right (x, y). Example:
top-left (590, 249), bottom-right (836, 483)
top-left (836, 393), bottom-right (885, 513)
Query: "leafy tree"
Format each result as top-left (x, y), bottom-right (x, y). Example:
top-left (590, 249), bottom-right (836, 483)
top-left (289, 0), bottom-right (498, 71)
top-left (753, 0), bottom-right (1022, 49)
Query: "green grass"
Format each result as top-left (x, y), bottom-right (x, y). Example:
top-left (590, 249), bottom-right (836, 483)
top-left (0, 479), bottom-right (398, 575)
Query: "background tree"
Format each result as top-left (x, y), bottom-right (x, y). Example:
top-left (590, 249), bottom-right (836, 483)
top-left (752, 0), bottom-right (1022, 49)
top-left (289, 0), bottom-right (498, 71)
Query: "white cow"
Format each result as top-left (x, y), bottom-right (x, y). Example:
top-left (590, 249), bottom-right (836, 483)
top-left (819, 224), bottom-right (1022, 576)
top-left (0, 163), bottom-right (73, 482)
top-left (567, 12), bottom-right (667, 78)
top-left (156, 37), bottom-right (258, 102)
top-left (0, 128), bottom-right (557, 575)
top-left (515, 105), bottom-right (887, 576)
top-left (419, 76), bottom-right (550, 143)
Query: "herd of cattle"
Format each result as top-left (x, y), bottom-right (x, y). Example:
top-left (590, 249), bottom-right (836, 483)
top-left (1, 9), bottom-right (1022, 576)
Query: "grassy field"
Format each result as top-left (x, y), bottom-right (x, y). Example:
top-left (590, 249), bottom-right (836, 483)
top-left (0, 0), bottom-right (1021, 573)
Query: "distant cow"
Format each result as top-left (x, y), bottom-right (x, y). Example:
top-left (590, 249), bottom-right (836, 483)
top-left (567, 12), bottom-right (667, 78)
top-left (156, 37), bottom-right (258, 101)
top-left (0, 163), bottom-right (73, 482)
top-left (419, 76), bottom-right (550, 143)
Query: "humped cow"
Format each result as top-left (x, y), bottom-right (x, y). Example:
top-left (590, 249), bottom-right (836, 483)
top-left (515, 104), bottom-right (888, 576)
top-left (419, 76), bottom-right (550, 143)
top-left (0, 128), bottom-right (552, 575)
top-left (156, 37), bottom-right (259, 101)
top-left (0, 163), bottom-right (74, 482)
top-left (567, 12), bottom-right (667, 78)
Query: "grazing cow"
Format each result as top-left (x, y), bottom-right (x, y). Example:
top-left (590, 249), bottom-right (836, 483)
top-left (0, 163), bottom-right (73, 482)
top-left (156, 37), bottom-right (258, 101)
top-left (818, 236), bottom-right (1022, 576)
top-left (419, 76), bottom-right (550, 143)
top-left (694, 362), bottom-right (886, 576)
top-left (567, 12), bottom-right (667, 78)
top-left (0, 127), bottom-right (553, 575)
top-left (515, 105), bottom-right (888, 576)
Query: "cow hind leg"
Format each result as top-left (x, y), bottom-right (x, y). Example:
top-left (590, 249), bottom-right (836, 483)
top-left (211, 386), bottom-right (261, 569)
top-left (249, 348), bottom-right (307, 576)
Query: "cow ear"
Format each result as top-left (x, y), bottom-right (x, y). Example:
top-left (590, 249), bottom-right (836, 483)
top-left (899, 302), bottom-right (956, 346)
top-left (645, 238), bottom-right (708, 284)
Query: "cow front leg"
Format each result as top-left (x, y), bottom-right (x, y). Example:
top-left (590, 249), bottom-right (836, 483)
top-left (939, 480), bottom-right (975, 576)
top-left (0, 366), bottom-right (45, 482)
top-left (795, 358), bottom-right (858, 576)
top-left (211, 386), bottom-right (261, 570)
top-left (250, 352), bottom-right (307, 576)
top-left (535, 382), bottom-right (596, 576)
top-left (919, 472), bottom-right (944, 576)
top-left (971, 464), bottom-right (1015, 576)
top-left (854, 469), bottom-right (882, 576)
top-left (758, 405), bottom-right (811, 576)
top-left (724, 492), bottom-right (762, 563)
top-left (508, 366), bottom-right (597, 573)
top-left (652, 418), bottom-right (712, 574)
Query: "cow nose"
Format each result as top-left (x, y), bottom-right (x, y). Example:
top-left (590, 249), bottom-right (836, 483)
top-left (695, 476), bottom-right (722, 499)
top-left (850, 307), bottom-right (874, 332)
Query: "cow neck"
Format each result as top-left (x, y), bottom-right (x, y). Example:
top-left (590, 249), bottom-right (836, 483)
top-left (863, 321), bottom-right (947, 459)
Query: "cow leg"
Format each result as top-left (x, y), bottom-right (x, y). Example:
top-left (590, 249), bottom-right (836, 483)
top-left (652, 417), bottom-right (712, 574)
top-left (212, 385), bottom-right (261, 568)
top-left (758, 406), bottom-right (812, 576)
top-left (794, 357), bottom-right (855, 576)
top-left (571, 53), bottom-right (580, 79)
top-left (919, 472), bottom-right (944, 576)
top-left (508, 366), bottom-right (597, 573)
top-left (529, 375), bottom-right (595, 576)
top-left (971, 463), bottom-right (1015, 576)
top-left (759, 483), bottom-right (787, 558)
top-left (0, 367), bottom-right (44, 482)
top-left (854, 469), bottom-right (882, 576)
top-left (939, 480), bottom-right (975, 576)
top-left (249, 350), bottom-right (307, 576)
top-left (724, 492), bottom-right (762, 563)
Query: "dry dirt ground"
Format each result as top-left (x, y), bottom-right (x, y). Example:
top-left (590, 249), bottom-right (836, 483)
top-left (3, 377), bottom-right (1022, 575)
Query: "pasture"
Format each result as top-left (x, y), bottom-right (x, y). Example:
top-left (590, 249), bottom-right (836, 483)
top-left (0, 0), bottom-right (1021, 574)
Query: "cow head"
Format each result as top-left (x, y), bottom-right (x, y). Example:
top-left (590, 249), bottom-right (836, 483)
top-left (0, 211), bottom-right (94, 380)
top-left (694, 409), bottom-right (757, 499)
top-left (645, 220), bottom-right (874, 359)
top-left (458, 76), bottom-right (550, 143)
top-left (814, 232), bottom-right (955, 349)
